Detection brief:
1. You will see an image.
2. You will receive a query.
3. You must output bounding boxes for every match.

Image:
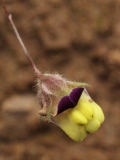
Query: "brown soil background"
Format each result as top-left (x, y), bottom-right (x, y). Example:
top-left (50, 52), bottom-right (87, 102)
top-left (0, 0), bottom-right (120, 160)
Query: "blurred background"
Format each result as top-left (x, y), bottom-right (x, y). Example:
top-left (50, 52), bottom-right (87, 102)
top-left (0, 0), bottom-right (120, 159)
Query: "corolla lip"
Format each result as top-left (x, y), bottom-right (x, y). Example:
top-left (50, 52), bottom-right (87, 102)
top-left (57, 87), bottom-right (84, 115)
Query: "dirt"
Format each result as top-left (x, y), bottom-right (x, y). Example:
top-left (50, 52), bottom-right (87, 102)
top-left (0, 0), bottom-right (120, 159)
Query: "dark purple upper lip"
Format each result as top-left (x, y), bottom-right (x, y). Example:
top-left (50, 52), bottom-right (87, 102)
top-left (57, 87), bottom-right (84, 115)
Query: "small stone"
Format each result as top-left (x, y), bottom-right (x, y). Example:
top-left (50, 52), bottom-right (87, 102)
top-left (0, 94), bottom-right (40, 140)
top-left (1, 94), bottom-right (37, 116)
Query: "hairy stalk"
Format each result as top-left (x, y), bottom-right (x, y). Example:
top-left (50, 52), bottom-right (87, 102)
top-left (1, 0), bottom-right (41, 77)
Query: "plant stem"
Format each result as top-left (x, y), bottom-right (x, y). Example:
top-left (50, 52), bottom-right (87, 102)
top-left (1, 0), bottom-right (41, 77)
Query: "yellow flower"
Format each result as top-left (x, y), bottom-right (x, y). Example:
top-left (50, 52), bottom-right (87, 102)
top-left (1, 2), bottom-right (105, 142)
top-left (37, 73), bottom-right (104, 142)
top-left (53, 88), bottom-right (105, 142)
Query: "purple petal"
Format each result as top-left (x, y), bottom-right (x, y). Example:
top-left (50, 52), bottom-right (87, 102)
top-left (57, 87), bottom-right (84, 115)
top-left (57, 96), bottom-right (74, 115)
top-left (69, 88), bottom-right (84, 105)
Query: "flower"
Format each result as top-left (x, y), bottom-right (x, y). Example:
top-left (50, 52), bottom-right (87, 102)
top-left (54, 88), bottom-right (104, 141)
top-left (1, 2), bottom-right (104, 142)
top-left (37, 73), bottom-right (105, 142)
